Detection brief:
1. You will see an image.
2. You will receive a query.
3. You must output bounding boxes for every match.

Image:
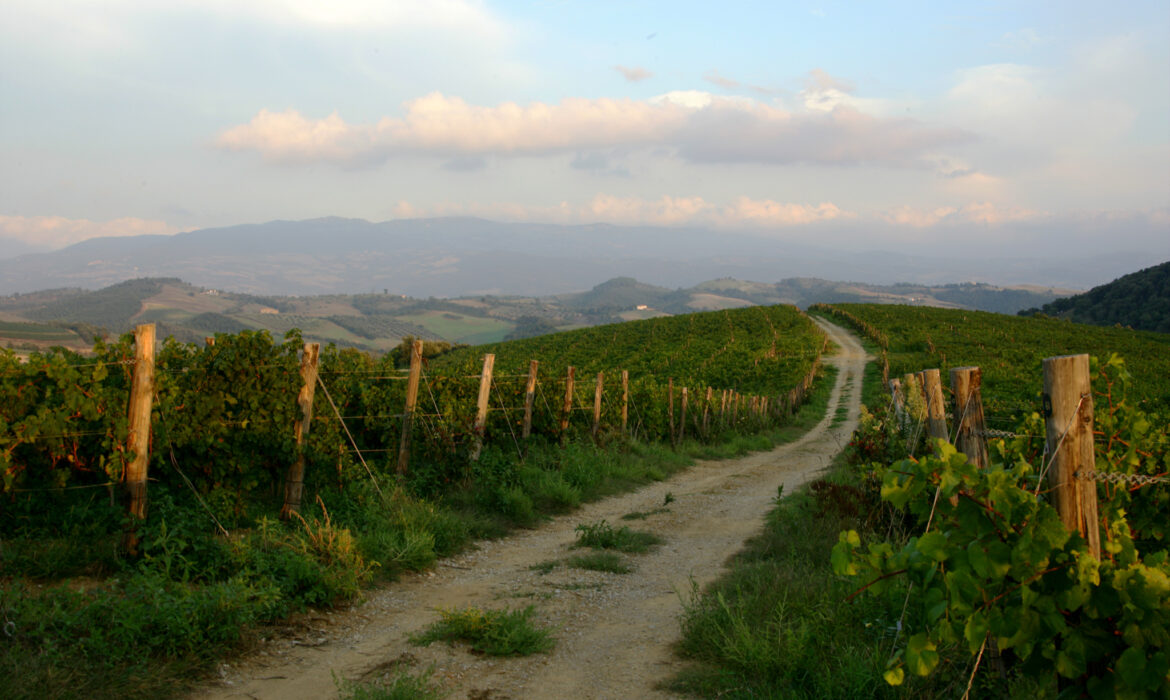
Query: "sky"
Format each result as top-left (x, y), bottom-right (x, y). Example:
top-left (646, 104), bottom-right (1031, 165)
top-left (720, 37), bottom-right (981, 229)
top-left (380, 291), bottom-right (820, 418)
top-left (1, 0), bottom-right (1168, 264)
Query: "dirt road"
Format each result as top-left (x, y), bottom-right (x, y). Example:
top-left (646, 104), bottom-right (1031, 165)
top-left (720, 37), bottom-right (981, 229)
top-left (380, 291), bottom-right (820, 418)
top-left (192, 319), bottom-right (869, 700)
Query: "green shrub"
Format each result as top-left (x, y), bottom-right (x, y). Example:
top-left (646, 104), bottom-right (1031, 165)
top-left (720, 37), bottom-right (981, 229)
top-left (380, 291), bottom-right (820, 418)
top-left (409, 605), bottom-right (554, 656)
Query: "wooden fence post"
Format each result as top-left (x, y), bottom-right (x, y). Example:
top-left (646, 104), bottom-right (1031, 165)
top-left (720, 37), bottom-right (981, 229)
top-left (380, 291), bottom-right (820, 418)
top-left (281, 342), bottom-right (320, 520)
top-left (950, 366), bottom-right (989, 468)
top-left (720, 389), bottom-right (728, 426)
top-left (397, 339), bottom-right (423, 475)
top-left (703, 387), bottom-right (712, 436)
top-left (560, 366), bottom-right (575, 434)
top-left (592, 371), bottom-right (604, 439)
top-left (1043, 354), bottom-right (1101, 559)
top-left (679, 386), bottom-right (688, 443)
top-left (621, 370), bottom-right (629, 435)
top-left (470, 354), bottom-right (495, 461)
top-left (920, 368), bottom-right (949, 445)
top-left (124, 323), bottom-right (156, 553)
top-left (522, 360), bottom-right (539, 439)
top-left (668, 378), bottom-right (676, 446)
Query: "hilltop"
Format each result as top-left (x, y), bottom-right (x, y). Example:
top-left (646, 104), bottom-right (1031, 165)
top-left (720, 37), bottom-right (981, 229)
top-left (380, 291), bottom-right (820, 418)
top-left (1025, 260), bottom-right (1170, 332)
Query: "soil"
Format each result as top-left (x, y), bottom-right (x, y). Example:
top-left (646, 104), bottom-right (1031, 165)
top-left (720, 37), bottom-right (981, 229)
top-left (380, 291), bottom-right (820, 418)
top-left (190, 319), bottom-right (869, 700)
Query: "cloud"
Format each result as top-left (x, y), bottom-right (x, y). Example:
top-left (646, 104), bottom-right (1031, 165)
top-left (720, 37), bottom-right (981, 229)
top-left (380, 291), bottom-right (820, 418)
top-left (881, 202), bottom-right (1045, 227)
top-left (0, 215), bottom-right (182, 249)
top-left (218, 91), bottom-right (971, 168)
top-left (614, 65), bottom-right (653, 82)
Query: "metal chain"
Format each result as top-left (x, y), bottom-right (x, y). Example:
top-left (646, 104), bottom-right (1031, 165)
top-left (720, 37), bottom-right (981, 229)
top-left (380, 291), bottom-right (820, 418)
top-left (1076, 470), bottom-right (1170, 486)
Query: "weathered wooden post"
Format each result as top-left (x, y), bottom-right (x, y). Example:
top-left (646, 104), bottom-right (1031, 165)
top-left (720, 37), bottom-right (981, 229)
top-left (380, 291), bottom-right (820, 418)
top-left (1043, 354), bottom-right (1101, 559)
top-left (281, 342), bottom-right (321, 519)
top-left (397, 339), bottom-right (423, 474)
top-left (950, 366), bottom-right (989, 468)
top-left (522, 360), bottom-right (539, 439)
top-left (470, 354), bottom-right (495, 461)
top-left (620, 370), bottom-right (629, 435)
top-left (703, 387), bottom-right (712, 436)
top-left (920, 369), bottom-right (948, 445)
top-left (592, 371), bottom-right (604, 439)
top-left (720, 389), bottom-right (728, 426)
top-left (124, 323), bottom-right (156, 553)
top-left (560, 366), bottom-right (575, 434)
top-left (679, 386), bottom-right (688, 443)
top-left (668, 378), bottom-right (676, 446)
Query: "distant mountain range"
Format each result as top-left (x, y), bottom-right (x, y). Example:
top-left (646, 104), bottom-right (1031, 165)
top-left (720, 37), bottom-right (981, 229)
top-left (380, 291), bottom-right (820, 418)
top-left (1026, 261), bottom-right (1170, 333)
top-left (2, 274), bottom-right (1073, 355)
top-left (0, 216), bottom-right (1152, 297)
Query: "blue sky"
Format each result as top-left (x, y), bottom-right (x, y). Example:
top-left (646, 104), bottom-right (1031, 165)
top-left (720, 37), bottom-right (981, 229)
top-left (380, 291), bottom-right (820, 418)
top-left (1, 0), bottom-right (1167, 263)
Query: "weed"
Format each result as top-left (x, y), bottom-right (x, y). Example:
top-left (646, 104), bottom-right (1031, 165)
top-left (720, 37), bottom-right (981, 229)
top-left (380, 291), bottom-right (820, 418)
top-left (334, 666), bottom-right (442, 700)
top-left (566, 551), bottom-right (631, 574)
top-left (573, 520), bottom-right (663, 553)
top-left (663, 491), bottom-right (675, 505)
top-left (409, 605), bottom-right (554, 656)
top-left (528, 560), bottom-right (558, 575)
top-left (620, 507), bottom-right (670, 521)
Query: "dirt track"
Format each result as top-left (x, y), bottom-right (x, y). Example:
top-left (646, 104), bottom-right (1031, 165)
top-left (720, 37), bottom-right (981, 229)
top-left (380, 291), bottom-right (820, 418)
top-left (191, 319), bottom-right (869, 700)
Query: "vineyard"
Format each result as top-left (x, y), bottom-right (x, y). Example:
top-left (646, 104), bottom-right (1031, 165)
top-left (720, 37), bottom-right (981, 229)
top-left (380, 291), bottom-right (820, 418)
top-left (0, 304), bottom-right (827, 699)
top-left (812, 303), bottom-right (1170, 415)
top-left (671, 305), bottom-right (1169, 697)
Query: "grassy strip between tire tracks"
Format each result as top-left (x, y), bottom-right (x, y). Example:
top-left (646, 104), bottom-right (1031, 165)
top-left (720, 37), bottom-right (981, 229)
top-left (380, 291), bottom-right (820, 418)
top-left (1, 366), bottom-right (838, 700)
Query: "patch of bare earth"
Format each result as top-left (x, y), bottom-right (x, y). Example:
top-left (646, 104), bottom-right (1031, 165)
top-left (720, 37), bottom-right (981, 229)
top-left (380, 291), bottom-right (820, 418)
top-left (191, 320), bottom-right (869, 700)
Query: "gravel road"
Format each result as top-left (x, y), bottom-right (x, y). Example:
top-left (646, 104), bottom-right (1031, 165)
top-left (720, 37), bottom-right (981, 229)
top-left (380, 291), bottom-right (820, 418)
top-left (191, 319), bottom-right (869, 700)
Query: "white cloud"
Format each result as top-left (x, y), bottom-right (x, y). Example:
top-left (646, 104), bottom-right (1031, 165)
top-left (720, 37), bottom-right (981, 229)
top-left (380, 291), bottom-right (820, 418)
top-left (218, 91), bottom-right (971, 168)
top-left (0, 215), bottom-right (182, 249)
top-left (880, 202), bottom-right (1046, 228)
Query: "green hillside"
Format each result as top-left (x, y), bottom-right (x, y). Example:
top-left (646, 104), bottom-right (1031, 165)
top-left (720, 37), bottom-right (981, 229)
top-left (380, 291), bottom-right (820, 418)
top-left (1028, 260), bottom-right (1170, 332)
top-left (437, 305), bottom-right (825, 396)
top-left (815, 303), bottom-right (1170, 414)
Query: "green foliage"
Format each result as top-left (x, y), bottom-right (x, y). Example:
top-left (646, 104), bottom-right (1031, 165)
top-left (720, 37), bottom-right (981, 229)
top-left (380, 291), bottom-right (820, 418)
top-left (566, 551), bottom-right (631, 574)
top-left (335, 667), bottom-right (443, 700)
top-left (1033, 260), bottom-right (1170, 333)
top-left (814, 302), bottom-right (1170, 414)
top-left (833, 440), bottom-right (1170, 696)
top-left (573, 520), bottom-right (663, 553)
top-left (409, 605), bottom-right (555, 656)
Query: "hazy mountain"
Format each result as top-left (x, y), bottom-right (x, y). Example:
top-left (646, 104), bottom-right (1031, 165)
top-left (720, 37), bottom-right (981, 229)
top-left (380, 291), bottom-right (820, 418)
top-left (1027, 261), bottom-right (1170, 332)
top-left (0, 216), bottom-right (1144, 297)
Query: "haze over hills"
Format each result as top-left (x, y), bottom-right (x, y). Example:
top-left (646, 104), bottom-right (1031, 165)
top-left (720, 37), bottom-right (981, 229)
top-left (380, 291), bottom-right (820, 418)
top-left (1, 274), bottom-right (1074, 355)
top-left (0, 217), bottom-right (1151, 298)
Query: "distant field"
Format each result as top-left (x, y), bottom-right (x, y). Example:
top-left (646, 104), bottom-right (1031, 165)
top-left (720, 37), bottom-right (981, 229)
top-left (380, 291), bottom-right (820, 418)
top-left (0, 320), bottom-right (77, 341)
top-left (399, 310), bottom-right (513, 344)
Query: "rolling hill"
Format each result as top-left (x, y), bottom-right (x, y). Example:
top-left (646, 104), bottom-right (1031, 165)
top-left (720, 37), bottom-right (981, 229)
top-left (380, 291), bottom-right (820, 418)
top-left (1026, 261), bottom-right (1170, 332)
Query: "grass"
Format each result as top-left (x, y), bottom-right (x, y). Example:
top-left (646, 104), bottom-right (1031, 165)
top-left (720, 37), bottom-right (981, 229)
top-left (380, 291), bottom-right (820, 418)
top-left (408, 605), bottom-right (554, 656)
top-left (0, 349), bottom-right (842, 699)
top-left (620, 507), bottom-right (671, 521)
top-left (335, 666), bottom-right (442, 700)
top-left (573, 520), bottom-right (663, 553)
top-left (528, 559), bottom-right (559, 574)
top-left (566, 551), bottom-right (631, 574)
top-left (398, 310), bottom-right (513, 344)
top-left (667, 453), bottom-right (921, 699)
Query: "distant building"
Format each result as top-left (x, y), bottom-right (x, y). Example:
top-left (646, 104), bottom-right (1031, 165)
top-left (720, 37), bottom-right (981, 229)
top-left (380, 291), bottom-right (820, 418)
top-left (259, 307), bottom-right (279, 315)
top-left (635, 304), bottom-right (649, 310)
